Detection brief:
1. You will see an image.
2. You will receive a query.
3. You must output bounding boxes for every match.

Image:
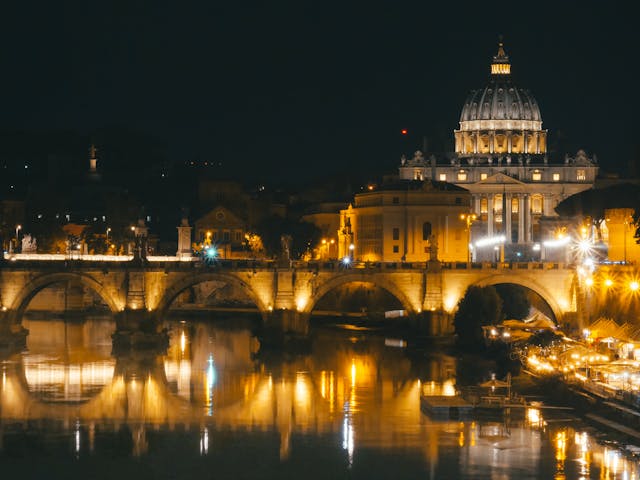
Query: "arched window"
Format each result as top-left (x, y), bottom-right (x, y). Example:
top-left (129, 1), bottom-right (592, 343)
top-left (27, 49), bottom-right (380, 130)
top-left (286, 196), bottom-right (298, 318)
top-left (422, 222), bottom-right (432, 241)
top-left (531, 195), bottom-right (543, 214)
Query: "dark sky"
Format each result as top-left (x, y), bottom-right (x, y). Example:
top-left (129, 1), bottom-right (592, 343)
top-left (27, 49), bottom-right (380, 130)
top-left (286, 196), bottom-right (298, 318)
top-left (1, 1), bottom-right (638, 185)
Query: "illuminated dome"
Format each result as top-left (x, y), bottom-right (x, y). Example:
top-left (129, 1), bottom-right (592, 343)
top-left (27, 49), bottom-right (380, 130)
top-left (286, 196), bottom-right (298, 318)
top-left (454, 41), bottom-right (547, 157)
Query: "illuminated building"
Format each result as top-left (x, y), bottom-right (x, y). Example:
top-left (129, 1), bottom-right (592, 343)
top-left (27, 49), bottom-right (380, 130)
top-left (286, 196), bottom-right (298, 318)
top-left (338, 180), bottom-right (470, 262)
top-left (399, 41), bottom-right (598, 261)
top-left (603, 208), bottom-right (640, 264)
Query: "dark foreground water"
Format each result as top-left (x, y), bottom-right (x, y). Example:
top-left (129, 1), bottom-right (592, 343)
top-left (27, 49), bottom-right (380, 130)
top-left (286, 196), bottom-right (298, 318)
top-left (1, 316), bottom-right (639, 479)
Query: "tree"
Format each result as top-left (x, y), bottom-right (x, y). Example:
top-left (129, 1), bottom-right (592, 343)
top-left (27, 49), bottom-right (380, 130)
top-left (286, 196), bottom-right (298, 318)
top-left (255, 215), bottom-right (321, 259)
top-left (495, 284), bottom-right (530, 320)
top-left (453, 285), bottom-right (502, 350)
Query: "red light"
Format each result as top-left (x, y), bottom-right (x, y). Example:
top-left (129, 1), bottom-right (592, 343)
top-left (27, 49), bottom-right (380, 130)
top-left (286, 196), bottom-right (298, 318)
top-left (401, 129), bottom-right (408, 135)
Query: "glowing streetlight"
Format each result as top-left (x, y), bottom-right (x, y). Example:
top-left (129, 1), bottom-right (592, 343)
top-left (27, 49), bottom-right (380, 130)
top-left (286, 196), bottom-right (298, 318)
top-left (630, 281), bottom-right (639, 292)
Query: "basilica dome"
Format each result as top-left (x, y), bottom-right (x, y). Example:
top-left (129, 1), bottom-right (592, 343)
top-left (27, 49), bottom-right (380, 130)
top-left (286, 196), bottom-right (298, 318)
top-left (453, 42), bottom-right (547, 157)
top-left (458, 43), bottom-right (543, 131)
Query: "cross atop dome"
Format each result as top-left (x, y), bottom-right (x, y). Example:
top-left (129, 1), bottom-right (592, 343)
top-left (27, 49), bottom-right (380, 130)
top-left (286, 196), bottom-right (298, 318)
top-left (491, 37), bottom-right (511, 75)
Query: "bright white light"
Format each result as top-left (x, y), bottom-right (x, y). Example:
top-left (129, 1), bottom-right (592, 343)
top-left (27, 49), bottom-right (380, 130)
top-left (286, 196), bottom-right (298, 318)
top-left (342, 256), bottom-right (351, 265)
top-left (543, 236), bottom-right (570, 248)
top-left (475, 235), bottom-right (506, 248)
top-left (532, 243), bottom-right (541, 251)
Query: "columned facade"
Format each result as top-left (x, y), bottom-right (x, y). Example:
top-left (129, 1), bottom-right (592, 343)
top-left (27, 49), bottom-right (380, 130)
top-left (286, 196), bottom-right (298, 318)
top-left (398, 42), bottom-right (598, 261)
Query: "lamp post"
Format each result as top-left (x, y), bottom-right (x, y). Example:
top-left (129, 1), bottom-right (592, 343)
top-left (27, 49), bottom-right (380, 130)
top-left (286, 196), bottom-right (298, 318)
top-left (460, 214), bottom-right (477, 263)
top-left (106, 227), bottom-right (111, 254)
top-left (15, 224), bottom-right (21, 252)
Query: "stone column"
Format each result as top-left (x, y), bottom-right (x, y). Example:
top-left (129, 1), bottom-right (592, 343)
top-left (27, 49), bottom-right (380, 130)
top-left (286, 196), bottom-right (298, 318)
top-left (524, 195), bottom-right (532, 243)
top-left (518, 195), bottom-right (525, 244)
top-left (507, 131), bottom-right (512, 153)
top-left (523, 130), bottom-right (528, 153)
top-left (473, 195), bottom-right (481, 215)
top-left (489, 132), bottom-right (495, 154)
top-left (487, 194), bottom-right (494, 237)
top-left (474, 132), bottom-right (479, 154)
top-left (505, 193), bottom-right (512, 243)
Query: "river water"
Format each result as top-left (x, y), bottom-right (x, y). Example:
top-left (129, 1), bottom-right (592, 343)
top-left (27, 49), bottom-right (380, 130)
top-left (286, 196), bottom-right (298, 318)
top-left (1, 316), bottom-right (639, 479)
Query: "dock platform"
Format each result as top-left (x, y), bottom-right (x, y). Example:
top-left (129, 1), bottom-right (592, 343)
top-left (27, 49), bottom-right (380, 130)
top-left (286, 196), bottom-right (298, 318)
top-left (420, 395), bottom-right (474, 419)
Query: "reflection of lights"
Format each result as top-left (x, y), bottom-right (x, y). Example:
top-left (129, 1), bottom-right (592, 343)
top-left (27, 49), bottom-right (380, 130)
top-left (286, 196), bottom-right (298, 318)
top-left (527, 407), bottom-right (541, 426)
top-left (200, 428), bottom-right (209, 455)
top-left (75, 420), bottom-right (81, 456)
top-left (604, 278), bottom-right (613, 287)
top-left (206, 354), bottom-right (216, 416)
top-left (342, 415), bottom-right (354, 466)
top-left (555, 430), bottom-right (566, 463)
top-left (351, 360), bottom-right (356, 388)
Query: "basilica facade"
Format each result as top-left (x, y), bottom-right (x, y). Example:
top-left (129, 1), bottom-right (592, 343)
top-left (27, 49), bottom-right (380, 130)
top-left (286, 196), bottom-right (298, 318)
top-left (341, 42), bottom-right (598, 263)
top-left (398, 42), bottom-right (598, 261)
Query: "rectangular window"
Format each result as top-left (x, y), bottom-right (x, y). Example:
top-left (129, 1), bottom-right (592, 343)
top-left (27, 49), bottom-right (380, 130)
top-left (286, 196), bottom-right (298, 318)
top-left (457, 171), bottom-right (467, 181)
top-left (480, 173), bottom-right (488, 180)
top-left (392, 227), bottom-right (400, 240)
top-left (393, 245), bottom-right (399, 253)
top-left (480, 198), bottom-right (488, 214)
top-left (532, 170), bottom-right (541, 181)
top-left (577, 169), bottom-right (586, 181)
top-left (553, 173), bottom-right (560, 181)
top-left (223, 231), bottom-right (230, 241)
top-left (511, 197), bottom-right (519, 213)
top-left (439, 173), bottom-right (447, 181)
top-left (455, 197), bottom-right (462, 204)
top-left (392, 196), bottom-right (399, 204)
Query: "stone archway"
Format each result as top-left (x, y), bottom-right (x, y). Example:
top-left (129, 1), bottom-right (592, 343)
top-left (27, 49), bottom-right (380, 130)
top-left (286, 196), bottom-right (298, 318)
top-left (305, 272), bottom-right (417, 316)
top-left (157, 272), bottom-right (269, 319)
top-left (471, 274), bottom-right (564, 324)
top-left (6, 272), bottom-right (120, 325)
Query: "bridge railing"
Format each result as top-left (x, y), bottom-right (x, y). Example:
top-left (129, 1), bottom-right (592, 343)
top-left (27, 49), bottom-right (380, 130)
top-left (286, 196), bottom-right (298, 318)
top-left (2, 253), bottom-right (576, 272)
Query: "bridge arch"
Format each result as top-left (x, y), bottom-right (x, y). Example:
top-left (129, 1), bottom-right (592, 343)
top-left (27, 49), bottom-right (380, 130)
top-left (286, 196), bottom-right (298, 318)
top-left (470, 273), bottom-right (566, 324)
top-left (6, 272), bottom-right (121, 324)
top-left (303, 272), bottom-right (418, 315)
top-left (156, 272), bottom-right (269, 319)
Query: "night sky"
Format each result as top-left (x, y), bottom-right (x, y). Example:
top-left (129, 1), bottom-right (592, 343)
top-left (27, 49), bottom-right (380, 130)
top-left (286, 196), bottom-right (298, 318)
top-left (1, 1), bottom-right (637, 186)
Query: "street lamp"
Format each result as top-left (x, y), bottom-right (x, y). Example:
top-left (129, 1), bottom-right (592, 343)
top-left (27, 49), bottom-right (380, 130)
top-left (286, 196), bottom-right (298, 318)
top-left (15, 224), bottom-right (21, 251)
top-left (460, 214), bottom-right (477, 263)
top-left (106, 227), bottom-right (111, 253)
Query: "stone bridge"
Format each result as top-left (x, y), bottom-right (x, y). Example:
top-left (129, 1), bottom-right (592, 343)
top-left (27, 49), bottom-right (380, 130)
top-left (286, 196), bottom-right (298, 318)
top-left (0, 256), bottom-right (584, 344)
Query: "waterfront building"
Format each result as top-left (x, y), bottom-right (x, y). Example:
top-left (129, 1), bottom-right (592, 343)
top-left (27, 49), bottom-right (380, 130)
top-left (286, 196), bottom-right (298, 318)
top-left (399, 42), bottom-right (598, 261)
top-left (337, 180), bottom-right (470, 263)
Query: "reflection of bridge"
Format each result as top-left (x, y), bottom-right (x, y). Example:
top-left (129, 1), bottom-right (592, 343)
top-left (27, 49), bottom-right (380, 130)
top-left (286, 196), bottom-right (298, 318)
top-left (0, 258), bottom-right (585, 340)
top-left (0, 323), bottom-right (451, 460)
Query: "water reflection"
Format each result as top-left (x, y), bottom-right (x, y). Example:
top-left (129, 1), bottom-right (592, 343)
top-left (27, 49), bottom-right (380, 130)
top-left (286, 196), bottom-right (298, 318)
top-left (1, 316), bottom-right (640, 478)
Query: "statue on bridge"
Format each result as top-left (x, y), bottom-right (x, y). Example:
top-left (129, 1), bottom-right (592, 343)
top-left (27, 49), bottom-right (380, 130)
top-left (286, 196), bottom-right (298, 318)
top-left (21, 234), bottom-right (37, 253)
top-left (279, 234), bottom-right (292, 267)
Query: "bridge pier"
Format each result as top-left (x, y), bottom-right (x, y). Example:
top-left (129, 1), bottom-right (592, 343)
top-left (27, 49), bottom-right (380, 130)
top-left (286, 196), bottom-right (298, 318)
top-left (259, 309), bottom-right (310, 349)
top-left (411, 310), bottom-right (454, 337)
top-left (112, 308), bottom-right (168, 352)
top-left (0, 310), bottom-right (28, 353)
